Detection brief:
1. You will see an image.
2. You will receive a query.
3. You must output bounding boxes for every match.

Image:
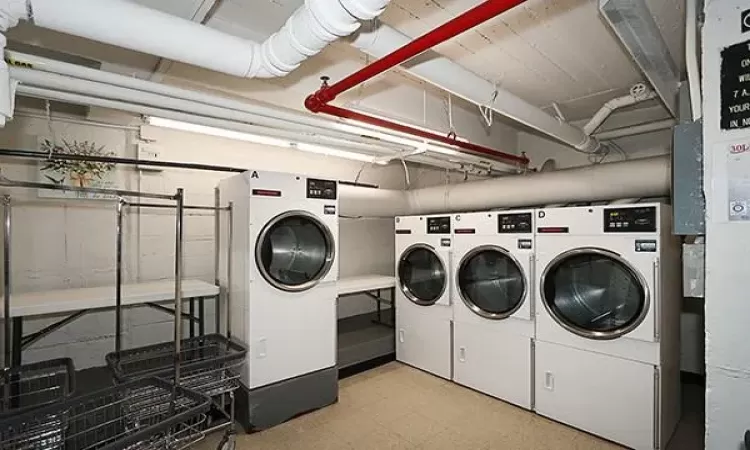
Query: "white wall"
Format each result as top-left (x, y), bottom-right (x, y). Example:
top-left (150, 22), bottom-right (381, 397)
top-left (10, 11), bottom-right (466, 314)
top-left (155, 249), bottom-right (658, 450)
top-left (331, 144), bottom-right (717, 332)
top-left (0, 111), bottom-right (416, 369)
top-left (702, 1), bottom-right (750, 448)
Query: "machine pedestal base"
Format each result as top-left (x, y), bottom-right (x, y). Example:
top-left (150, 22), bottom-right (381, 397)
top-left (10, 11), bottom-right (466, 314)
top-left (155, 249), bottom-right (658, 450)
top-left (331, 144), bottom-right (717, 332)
top-left (236, 366), bottom-right (338, 431)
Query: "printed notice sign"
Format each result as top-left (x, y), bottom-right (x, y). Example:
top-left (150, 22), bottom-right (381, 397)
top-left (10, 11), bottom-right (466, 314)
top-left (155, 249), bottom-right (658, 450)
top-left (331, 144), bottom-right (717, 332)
top-left (721, 40), bottom-right (750, 130)
top-left (727, 141), bottom-right (750, 221)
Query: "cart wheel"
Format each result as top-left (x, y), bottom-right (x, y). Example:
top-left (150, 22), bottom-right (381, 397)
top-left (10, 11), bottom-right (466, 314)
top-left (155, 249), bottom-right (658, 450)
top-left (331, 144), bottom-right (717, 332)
top-left (217, 431), bottom-right (236, 450)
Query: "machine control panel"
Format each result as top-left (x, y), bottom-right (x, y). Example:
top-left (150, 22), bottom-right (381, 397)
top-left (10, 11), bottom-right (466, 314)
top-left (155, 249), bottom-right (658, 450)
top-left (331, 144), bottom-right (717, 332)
top-left (498, 212), bottom-right (533, 234)
top-left (603, 206), bottom-right (657, 233)
top-left (427, 216), bottom-right (451, 234)
top-left (307, 178), bottom-right (337, 200)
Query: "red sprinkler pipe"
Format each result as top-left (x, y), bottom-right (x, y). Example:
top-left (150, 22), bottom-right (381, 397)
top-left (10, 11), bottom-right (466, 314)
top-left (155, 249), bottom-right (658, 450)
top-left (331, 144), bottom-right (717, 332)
top-left (305, 0), bottom-right (529, 167)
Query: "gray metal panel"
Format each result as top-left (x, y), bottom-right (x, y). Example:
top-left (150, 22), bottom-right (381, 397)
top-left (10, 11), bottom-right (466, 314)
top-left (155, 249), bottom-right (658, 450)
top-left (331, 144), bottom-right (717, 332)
top-left (682, 243), bottom-right (705, 298)
top-left (673, 121), bottom-right (705, 234)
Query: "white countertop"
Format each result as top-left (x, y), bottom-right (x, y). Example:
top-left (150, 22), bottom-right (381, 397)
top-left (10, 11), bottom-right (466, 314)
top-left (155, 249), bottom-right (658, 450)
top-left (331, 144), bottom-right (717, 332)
top-left (1, 279), bottom-right (219, 318)
top-left (338, 275), bottom-right (396, 296)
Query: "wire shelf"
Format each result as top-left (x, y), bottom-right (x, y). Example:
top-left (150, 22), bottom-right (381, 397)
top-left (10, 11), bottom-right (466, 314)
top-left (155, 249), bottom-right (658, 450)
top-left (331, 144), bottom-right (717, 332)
top-left (0, 358), bottom-right (75, 417)
top-left (106, 334), bottom-right (246, 398)
top-left (0, 377), bottom-right (210, 450)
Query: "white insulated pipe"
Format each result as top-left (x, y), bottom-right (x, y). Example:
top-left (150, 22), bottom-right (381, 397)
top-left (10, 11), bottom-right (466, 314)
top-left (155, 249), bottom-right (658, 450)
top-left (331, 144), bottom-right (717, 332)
top-left (582, 85), bottom-right (657, 135)
top-left (3, 0), bottom-right (391, 79)
top-left (5, 51), bottom-right (425, 151)
top-left (338, 155), bottom-right (670, 217)
top-left (349, 23), bottom-right (599, 153)
top-left (9, 67), bottom-right (408, 153)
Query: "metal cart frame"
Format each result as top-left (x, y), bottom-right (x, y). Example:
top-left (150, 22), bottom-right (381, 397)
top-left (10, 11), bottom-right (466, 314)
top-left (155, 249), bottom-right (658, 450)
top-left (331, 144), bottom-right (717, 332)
top-left (0, 176), bottom-right (210, 449)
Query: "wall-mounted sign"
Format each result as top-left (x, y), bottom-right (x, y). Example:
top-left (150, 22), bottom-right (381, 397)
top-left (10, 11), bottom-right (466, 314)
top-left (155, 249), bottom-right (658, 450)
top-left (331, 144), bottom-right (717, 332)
top-left (721, 40), bottom-right (750, 130)
top-left (742, 9), bottom-right (750, 33)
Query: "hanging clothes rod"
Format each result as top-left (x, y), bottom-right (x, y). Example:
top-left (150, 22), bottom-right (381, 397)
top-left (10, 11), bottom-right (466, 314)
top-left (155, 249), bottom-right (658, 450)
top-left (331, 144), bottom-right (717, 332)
top-left (0, 176), bottom-right (177, 200)
top-left (0, 148), bottom-right (246, 173)
top-left (126, 202), bottom-right (230, 212)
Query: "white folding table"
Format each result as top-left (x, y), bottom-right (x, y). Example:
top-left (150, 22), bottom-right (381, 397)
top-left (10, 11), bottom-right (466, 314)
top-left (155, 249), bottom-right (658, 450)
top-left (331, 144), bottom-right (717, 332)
top-left (1, 279), bottom-right (219, 366)
top-left (337, 275), bottom-right (396, 327)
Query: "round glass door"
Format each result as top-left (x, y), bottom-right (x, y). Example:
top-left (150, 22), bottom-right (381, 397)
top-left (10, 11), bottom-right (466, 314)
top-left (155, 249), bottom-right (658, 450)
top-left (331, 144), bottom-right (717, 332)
top-left (457, 246), bottom-right (526, 320)
top-left (541, 248), bottom-right (648, 340)
top-left (256, 211), bottom-right (335, 292)
top-left (398, 244), bottom-right (446, 306)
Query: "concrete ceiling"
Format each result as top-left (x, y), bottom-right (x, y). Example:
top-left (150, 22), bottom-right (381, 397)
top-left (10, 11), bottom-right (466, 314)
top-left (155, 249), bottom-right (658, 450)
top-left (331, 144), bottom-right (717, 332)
top-left (130, 0), bottom-right (686, 122)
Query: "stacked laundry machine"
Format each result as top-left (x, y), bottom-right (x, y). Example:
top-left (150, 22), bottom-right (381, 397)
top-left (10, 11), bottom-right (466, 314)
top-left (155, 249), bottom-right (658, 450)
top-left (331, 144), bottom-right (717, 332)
top-left (451, 211), bottom-right (536, 409)
top-left (395, 202), bottom-right (681, 449)
top-left (394, 214), bottom-right (453, 379)
top-left (220, 170), bottom-right (339, 430)
top-left (534, 204), bottom-right (681, 450)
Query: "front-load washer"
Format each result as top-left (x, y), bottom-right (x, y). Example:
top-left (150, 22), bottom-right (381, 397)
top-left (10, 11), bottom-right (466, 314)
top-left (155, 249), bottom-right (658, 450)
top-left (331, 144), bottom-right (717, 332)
top-left (451, 210), bottom-right (535, 410)
top-left (395, 214), bottom-right (452, 379)
top-left (220, 171), bottom-right (339, 429)
top-left (534, 204), bottom-right (681, 450)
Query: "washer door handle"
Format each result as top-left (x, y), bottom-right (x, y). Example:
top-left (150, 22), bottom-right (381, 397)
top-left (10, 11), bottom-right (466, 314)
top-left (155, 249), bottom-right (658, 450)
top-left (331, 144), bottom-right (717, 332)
top-left (458, 346), bottom-right (466, 362)
top-left (398, 329), bottom-right (405, 343)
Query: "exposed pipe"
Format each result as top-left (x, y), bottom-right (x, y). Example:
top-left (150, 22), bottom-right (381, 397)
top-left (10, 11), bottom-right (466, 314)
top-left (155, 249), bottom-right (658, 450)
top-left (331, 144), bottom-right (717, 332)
top-left (685, 0), bottom-right (702, 120)
top-left (10, 67), bottom-right (408, 155)
top-left (315, 103), bottom-right (529, 165)
top-left (306, 0), bottom-right (530, 167)
top-left (0, 0), bottom-right (391, 78)
top-left (344, 22), bottom-right (599, 154)
top-left (7, 51), bottom-right (492, 161)
top-left (583, 84), bottom-right (657, 135)
top-left (594, 119), bottom-right (676, 140)
top-left (14, 85), bottom-right (404, 160)
top-left (338, 155), bottom-right (671, 217)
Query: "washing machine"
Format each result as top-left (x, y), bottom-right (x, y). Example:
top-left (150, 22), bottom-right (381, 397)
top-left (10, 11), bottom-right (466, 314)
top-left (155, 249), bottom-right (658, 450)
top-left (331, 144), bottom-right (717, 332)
top-left (395, 214), bottom-right (452, 379)
top-left (220, 170), bottom-right (339, 429)
top-left (451, 210), bottom-right (535, 409)
top-left (534, 204), bottom-right (681, 450)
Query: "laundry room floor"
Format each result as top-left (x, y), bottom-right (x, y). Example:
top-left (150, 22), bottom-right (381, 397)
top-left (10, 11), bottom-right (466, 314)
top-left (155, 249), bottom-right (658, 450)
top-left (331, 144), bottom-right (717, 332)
top-left (197, 362), bottom-right (704, 450)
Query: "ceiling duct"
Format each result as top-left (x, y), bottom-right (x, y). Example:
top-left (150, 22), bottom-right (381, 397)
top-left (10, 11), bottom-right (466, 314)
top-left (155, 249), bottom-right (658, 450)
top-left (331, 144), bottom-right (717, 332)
top-left (600, 0), bottom-right (680, 116)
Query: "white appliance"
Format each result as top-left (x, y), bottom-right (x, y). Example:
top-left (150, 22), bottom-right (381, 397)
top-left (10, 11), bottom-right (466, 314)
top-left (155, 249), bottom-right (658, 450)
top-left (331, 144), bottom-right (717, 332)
top-left (394, 214), bottom-right (452, 379)
top-left (220, 170), bottom-right (338, 390)
top-left (534, 204), bottom-right (680, 450)
top-left (451, 211), bottom-right (535, 410)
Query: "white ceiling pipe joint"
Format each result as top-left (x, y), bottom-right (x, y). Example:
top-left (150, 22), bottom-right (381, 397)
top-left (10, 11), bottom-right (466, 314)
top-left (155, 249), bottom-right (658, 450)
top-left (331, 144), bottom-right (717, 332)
top-left (583, 84), bottom-right (657, 135)
top-left (340, 0), bottom-right (390, 20)
top-left (250, 0), bottom-right (393, 78)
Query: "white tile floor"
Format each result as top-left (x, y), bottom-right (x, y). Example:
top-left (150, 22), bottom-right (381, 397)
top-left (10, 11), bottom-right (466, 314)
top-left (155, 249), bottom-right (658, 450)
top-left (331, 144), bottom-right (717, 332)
top-left (198, 362), bottom-right (688, 450)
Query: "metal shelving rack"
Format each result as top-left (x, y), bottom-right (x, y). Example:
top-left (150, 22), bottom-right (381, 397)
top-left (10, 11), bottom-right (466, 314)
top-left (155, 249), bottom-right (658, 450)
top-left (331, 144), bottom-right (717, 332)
top-left (0, 177), bottom-right (211, 450)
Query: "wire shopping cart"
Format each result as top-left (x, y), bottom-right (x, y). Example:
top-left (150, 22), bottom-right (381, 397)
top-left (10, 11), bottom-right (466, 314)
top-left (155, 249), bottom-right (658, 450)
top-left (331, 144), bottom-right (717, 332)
top-left (106, 334), bottom-right (247, 450)
top-left (1, 198), bottom-right (75, 418)
top-left (0, 377), bottom-right (211, 450)
top-left (0, 358), bottom-right (76, 417)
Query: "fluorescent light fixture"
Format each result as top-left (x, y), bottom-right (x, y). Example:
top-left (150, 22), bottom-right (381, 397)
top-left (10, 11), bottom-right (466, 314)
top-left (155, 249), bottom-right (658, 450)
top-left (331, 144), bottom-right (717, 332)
top-left (427, 145), bottom-right (461, 156)
top-left (147, 117), bottom-right (385, 165)
top-left (295, 143), bottom-right (387, 165)
top-left (147, 117), bottom-right (292, 148)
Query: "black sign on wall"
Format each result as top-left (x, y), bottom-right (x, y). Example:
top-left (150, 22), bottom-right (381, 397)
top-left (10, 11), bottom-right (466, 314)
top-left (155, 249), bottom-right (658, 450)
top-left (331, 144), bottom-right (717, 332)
top-left (721, 40), bottom-right (750, 130)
